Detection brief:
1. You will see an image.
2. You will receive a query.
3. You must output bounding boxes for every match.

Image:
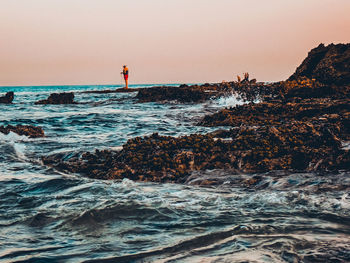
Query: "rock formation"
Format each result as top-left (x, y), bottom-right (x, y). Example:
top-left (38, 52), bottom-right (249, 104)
top-left (289, 43), bottom-right (350, 86)
top-left (0, 92), bottom-right (14, 104)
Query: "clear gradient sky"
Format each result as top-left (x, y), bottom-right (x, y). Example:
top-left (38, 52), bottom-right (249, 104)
top-left (1, 0), bottom-right (350, 86)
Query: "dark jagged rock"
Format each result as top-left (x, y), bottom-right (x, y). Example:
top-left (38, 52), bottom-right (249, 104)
top-left (289, 43), bottom-right (350, 86)
top-left (0, 92), bottom-right (14, 104)
top-left (0, 125), bottom-right (45, 138)
top-left (35, 92), bottom-right (76, 105)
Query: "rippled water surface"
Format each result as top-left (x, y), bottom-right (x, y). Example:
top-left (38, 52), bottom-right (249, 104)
top-left (0, 85), bottom-right (349, 262)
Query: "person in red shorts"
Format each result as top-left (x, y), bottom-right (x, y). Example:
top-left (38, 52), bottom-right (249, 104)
top-left (121, 65), bottom-right (129, 89)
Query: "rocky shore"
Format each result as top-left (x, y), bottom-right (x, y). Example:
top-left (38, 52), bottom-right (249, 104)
top-left (37, 43), bottom-right (350, 183)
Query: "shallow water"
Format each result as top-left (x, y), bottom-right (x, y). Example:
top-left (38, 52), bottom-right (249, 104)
top-left (0, 85), bottom-right (349, 262)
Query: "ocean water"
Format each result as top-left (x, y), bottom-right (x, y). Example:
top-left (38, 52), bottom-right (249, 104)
top-left (0, 85), bottom-right (349, 263)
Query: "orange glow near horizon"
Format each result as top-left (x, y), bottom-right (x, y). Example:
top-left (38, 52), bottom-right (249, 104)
top-left (1, 0), bottom-right (350, 86)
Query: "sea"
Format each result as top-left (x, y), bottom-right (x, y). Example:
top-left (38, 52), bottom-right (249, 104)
top-left (0, 84), bottom-right (349, 263)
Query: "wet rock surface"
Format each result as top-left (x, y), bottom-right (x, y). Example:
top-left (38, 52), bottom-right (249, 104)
top-left (0, 92), bottom-right (14, 104)
top-left (35, 92), bottom-right (76, 105)
top-left (0, 125), bottom-right (45, 138)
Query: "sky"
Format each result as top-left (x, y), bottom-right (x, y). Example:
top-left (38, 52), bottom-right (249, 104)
top-left (0, 0), bottom-right (350, 86)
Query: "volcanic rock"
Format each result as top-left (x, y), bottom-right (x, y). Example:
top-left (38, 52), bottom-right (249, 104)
top-left (0, 125), bottom-right (45, 138)
top-left (0, 92), bottom-right (14, 104)
top-left (35, 92), bottom-right (76, 105)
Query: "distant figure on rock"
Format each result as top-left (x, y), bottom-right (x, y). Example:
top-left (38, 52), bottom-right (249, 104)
top-left (243, 72), bottom-right (250, 83)
top-left (121, 65), bottom-right (129, 89)
top-left (236, 75), bottom-right (241, 83)
top-left (0, 91), bottom-right (14, 104)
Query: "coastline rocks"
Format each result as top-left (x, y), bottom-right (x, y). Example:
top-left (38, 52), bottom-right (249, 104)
top-left (35, 92), bottom-right (76, 105)
top-left (0, 92), bottom-right (14, 104)
top-left (289, 43), bottom-right (350, 86)
top-left (0, 125), bottom-right (45, 138)
top-left (42, 119), bottom-right (347, 182)
top-left (40, 42), bottom-right (350, 183)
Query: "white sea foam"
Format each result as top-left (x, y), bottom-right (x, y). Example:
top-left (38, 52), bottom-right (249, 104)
top-left (13, 143), bottom-right (27, 160)
top-left (212, 93), bottom-right (245, 108)
top-left (109, 146), bottom-right (123, 151)
top-left (341, 141), bottom-right (350, 150)
top-left (0, 132), bottom-right (29, 161)
top-left (0, 131), bottom-right (31, 142)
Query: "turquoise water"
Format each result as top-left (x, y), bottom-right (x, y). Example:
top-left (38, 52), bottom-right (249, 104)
top-left (0, 85), bottom-right (349, 262)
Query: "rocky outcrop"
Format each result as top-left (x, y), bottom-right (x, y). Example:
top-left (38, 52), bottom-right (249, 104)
top-left (0, 125), bottom-right (45, 138)
top-left (40, 43), bottom-right (350, 183)
top-left (42, 73), bottom-right (350, 182)
top-left (0, 92), bottom-right (14, 104)
top-left (35, 92), bottom-right (76, 105)
top-left (289, 43), bottom-right (350, 86)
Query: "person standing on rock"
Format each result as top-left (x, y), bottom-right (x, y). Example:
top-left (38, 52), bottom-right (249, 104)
top-left (121, 65), bottom-right (129, 89)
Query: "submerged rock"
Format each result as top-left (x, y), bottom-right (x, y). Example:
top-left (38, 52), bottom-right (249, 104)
top-left (289, 43), bottom-right (350, 86)
top-left (0, 92), bottom-right (14, 104)
top-left (0, 125), bottom-right (45, 138)
top-left (35, 92), bottom-right (76, 105)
